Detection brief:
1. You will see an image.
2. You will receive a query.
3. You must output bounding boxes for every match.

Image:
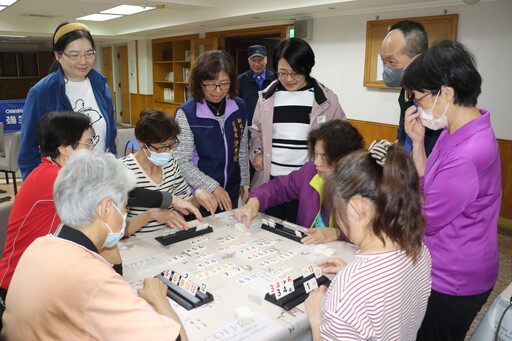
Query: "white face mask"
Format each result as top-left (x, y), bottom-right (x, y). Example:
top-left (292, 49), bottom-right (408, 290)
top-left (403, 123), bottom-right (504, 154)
top-left (143, 144), bottom-right (173, 167)
top-left (418, 91), bottom-right (450, 131)
top-left (102, 203), bottom-right (127, 248)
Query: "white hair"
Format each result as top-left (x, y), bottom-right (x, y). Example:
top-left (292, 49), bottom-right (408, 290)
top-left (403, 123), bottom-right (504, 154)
top-left (54, 150), bottom-right (136, 228)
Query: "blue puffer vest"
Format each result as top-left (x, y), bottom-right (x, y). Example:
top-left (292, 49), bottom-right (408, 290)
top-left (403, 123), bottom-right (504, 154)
top-left (179, 97), bottom-right (247, 203)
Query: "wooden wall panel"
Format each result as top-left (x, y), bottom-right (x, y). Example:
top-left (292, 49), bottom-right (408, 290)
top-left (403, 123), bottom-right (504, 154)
top-left (347, 119), bottom-right (398, 147)
top-left (498, 139), bottom-right (512, 227)
top-left (347, 119), bottom-right (512, 227)
top-left (129, 94), bottom-right (153, 126)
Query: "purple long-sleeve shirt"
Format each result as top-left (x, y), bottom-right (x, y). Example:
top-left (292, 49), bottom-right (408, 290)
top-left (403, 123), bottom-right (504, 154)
top-left (249, 161), bottom-right (329, 228)
top-left (421, 109), bottom-right (501, 296)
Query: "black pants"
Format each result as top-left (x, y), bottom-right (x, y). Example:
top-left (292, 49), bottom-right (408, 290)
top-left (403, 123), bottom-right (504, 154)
top-left (416, 288), bottom-right (492, 341)
top-left (0, 287), bottom-right (7, 331)
top-left (265, 200), bottom-right (299, 224)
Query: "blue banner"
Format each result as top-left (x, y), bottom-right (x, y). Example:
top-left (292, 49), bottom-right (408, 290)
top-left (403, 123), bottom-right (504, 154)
top-left (0, 99), bottom-right (24, 132)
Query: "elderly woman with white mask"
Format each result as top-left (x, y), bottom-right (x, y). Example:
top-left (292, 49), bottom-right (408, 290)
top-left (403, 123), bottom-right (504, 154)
top-left (1, 151), bottom-right (188, 341)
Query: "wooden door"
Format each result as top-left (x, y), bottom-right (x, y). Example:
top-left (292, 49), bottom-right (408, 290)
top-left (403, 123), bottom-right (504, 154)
top-left (118, 46), bottom-right (131, 124)
top-left (102, 47), bottom-right (114, 104)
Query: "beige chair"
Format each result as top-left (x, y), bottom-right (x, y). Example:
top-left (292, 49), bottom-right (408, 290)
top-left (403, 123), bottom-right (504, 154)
top-left (115, 128), bottom-right (138, 157)
top-left (0, 130), bottom-right (21, 195)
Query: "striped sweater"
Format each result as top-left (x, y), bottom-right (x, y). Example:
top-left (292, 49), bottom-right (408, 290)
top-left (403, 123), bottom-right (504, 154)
top-left (122, 154), bottom-right (191, 233)
top-left (321, 245), bottom-right (432, 340)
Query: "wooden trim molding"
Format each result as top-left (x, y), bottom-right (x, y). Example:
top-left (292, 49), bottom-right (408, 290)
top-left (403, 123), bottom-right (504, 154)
top-left (347, 119), bottom-right (512, 222)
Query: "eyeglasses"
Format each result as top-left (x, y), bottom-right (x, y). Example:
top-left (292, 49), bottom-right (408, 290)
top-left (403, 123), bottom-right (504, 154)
top-left (277, 71), bottom-right (302, 80)
top-left (201, 82), bottom-right (231, 91)
top-left (78, 135), bottom-right (99, 149)
top-left (146, 138), bottom-right (179, 153)
top-left (413, 91), bottom-right (436, 107)
top-left (61, 50), bottom-right (96, 62)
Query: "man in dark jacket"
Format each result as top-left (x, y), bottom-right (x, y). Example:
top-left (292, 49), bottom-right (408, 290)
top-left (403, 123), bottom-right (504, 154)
top-left (238, 45), bottom-right (275, 128)
top-left (238, 45), bottom-right (275, 181)
top-left (380, 20), bottom-right (441, 156)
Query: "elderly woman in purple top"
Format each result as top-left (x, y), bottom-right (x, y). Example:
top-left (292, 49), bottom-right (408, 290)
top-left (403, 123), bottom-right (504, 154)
top-left (404, 40), bottom-right (501, 341)
top-left (236, 120), bottom-right (364, 244)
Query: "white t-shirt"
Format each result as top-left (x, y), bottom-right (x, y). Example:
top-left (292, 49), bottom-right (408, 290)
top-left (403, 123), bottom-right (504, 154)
top-left (65, 78), bottom-right (108, 151)
top-left (321, 245), bottom-right (432, 341)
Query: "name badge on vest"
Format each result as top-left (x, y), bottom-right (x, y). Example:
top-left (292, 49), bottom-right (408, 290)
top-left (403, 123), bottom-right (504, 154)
top-left (316, 115), bottom-right (326, 124)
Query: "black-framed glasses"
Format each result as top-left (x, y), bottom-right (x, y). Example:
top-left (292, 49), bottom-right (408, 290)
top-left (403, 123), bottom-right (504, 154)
top-left (201, 82), bottom-right (231, 91)
top-left (146, 138), bottom-right (180, 153)
top-left (276, 71), bottom-right (302, 80)
top-left (78, 135), bottom-right (99, 149)
top-left (61, 50), bottom-right (96, 62)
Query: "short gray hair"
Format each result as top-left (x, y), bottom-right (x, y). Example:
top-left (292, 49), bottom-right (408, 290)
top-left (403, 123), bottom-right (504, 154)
top-left (54, 150), bottom-right (136, 228)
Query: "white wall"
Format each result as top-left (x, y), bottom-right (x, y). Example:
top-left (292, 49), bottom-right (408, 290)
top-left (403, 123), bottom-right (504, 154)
top-left (137, 39), bottom-right (153, 95)
top-left (309, 0), bottom-right (512, 140)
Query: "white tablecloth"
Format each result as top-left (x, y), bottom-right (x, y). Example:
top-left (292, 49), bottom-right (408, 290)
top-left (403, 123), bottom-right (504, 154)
top-left (119, 210), bottom-right (357, 341)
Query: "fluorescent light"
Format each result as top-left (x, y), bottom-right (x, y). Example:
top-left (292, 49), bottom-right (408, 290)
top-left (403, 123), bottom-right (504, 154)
top-left (0, 0), bottom-right (17, 6)
top-left (76, 13), bottom-right (122, 21)
top-left (0, 34), bottom-right (27, 38)
top-left (101, 5), bottom-right (155, 15)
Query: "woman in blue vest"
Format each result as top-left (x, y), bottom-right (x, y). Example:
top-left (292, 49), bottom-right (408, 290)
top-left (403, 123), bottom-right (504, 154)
top-left (174, 50), bottom-right (249, 214)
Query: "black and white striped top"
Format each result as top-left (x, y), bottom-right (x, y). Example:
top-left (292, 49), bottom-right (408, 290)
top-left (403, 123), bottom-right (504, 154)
top-left (271, 84), bottom-right (314, 177)
top-left (122, 154), bottom-right (192, 234)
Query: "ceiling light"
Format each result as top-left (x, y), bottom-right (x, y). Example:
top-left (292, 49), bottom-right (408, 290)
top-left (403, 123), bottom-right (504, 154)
top-left (101, 5), bottom-right (155, 15)
top-left (0, 6), bottom-right (6, 11)
top-left (76, 13), bottom-right (122, 21)
top-left (0, 34), bottom-right (27, 38)
top-left (0, 0), bottom-right (17, 6)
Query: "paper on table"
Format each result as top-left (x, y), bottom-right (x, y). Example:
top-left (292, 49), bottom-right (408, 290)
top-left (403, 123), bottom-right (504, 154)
top-left (210, 310), bottom-right (281, 341)
top-left (124, 252), bottom-right (170, 275)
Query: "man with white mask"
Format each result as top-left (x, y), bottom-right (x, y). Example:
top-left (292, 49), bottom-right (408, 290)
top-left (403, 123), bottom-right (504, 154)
top-left (380, 20), bottom-right (441, 156)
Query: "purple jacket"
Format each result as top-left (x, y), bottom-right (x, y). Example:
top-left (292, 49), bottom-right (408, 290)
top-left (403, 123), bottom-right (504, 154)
top-left (249, 161), bottom-right (330, 228)
top-left (422, 109), bottom-right (501, 296)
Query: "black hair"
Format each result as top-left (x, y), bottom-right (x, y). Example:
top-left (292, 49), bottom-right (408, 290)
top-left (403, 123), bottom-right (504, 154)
top-left (49, 22), bottom-right (95, 74)
top-left (38, 111), bottom-right (91, 159)
top-left (402, 40), bottom-right (481, 107)
top-left (327, 145), bottom-right (425, 262)
top-left (273, 38), bottom-right (315, 80)
top-left (135, 108), bottom-right (180, 145)
top-left (389, 20), bottom-right (428, 58)
top-left (308, 120), bottom-right (365, 167)
top-left (189, 50), bottom-right (239, 103)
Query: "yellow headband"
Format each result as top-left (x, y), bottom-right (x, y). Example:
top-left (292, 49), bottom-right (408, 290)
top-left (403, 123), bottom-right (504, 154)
top-left (53, 23), bottom-right (90, 44)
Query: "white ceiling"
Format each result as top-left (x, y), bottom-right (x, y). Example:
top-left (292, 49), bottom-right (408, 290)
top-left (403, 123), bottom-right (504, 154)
top-left (0, 0), bottom-right (480, 49)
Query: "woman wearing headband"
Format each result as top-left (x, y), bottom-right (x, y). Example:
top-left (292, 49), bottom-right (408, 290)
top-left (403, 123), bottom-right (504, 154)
top-left (19, 22), bottom-right (117, 179)
top-left (305, 141), bottom-right (431, 340)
